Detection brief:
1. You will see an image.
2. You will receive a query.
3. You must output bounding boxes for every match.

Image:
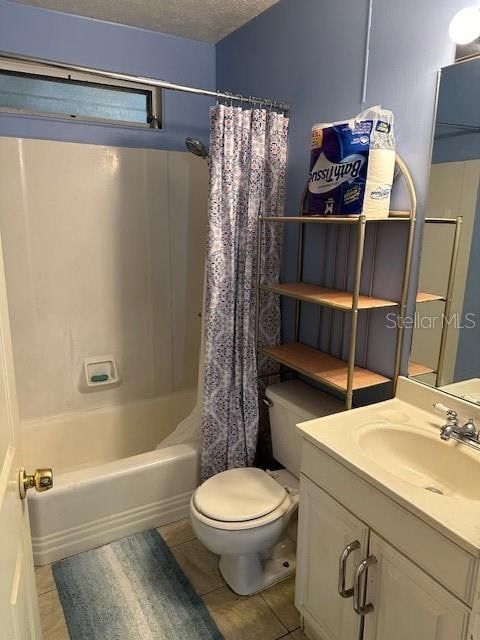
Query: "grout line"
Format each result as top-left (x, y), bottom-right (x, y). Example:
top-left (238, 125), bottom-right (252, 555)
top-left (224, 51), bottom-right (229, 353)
top-left (169, 536), bottom-right (197, 549)
top-left (200, 584), bottom-right (227, 598)
top-left (35, 565), bottom-right (58, 597)
top-left (259, 594), bottom-right (289, 637)
top-left (275, 629), bottom-right (302, 640)
top-left (167, 536), bottom-right (196, 550)
top-left (37, 585), bottom-right (57, 596)
top-left (38, 586), bottom-right (58, 599)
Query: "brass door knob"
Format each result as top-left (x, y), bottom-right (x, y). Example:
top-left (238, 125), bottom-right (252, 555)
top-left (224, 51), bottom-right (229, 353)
top-left (19, 468), bottom-right (53, 499)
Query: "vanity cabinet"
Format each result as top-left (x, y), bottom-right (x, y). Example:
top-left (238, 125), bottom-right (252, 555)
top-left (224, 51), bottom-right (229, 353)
top-left (296, 478), bottom-right (368, 640)
top-left (296, 474), bottom-right (470, 640)
top-left (363, 534), bottom-right (469, 640)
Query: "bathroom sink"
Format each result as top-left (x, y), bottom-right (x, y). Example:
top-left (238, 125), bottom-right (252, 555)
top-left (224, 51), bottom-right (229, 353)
top-left (356, 424), bottom-right (480, 500)
top-left (296, 380), bottom-right (480, 551)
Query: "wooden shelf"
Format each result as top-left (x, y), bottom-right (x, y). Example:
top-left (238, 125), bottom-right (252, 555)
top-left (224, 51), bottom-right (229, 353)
top-left (261, 283), bottom-right (445, 311)
top-left (261, 283), bottom-right (397, 310)
top-left (416, 292), bottom-right (445, 303)
top-left (259, 342), bottom-right (390, 393)
top-left (408, 361), bottom-right (436, 377)
top-left (260, 212), bottom-right (411, 224)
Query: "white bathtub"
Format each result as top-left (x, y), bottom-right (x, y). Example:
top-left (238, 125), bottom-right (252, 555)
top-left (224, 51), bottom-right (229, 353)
top-left (22, 390), bottom-right (199, 565)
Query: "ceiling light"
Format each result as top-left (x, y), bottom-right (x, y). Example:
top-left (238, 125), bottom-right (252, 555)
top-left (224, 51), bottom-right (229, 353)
top-left (449, 7), bottom-right (480, 45)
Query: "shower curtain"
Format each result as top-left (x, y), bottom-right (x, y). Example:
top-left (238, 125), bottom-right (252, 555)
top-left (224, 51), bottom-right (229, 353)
top-left (201, 104), bottom-right (289, 481)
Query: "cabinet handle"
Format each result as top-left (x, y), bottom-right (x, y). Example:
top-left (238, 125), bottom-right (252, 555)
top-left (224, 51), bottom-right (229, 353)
top-left (338, 540), bottom-right (360, 598)
top-left (353, 555), bottom-right (377, 616)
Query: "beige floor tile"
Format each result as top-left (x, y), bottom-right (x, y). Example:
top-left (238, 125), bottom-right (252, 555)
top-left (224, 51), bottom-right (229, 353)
top-left (261, 576), bottom-right (300, 632)
top-left (35, 564), bottom-right (56, 596)
top-left (171, 538), bottom-right (225, 595)
top-left (203, 586), bottom-right (288, 640)
top-left (157, 518), bottom-right (195, 547)
top-left (38, 589), bottom-right (70, 640)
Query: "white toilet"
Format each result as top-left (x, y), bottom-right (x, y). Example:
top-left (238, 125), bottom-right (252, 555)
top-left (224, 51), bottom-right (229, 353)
top-left (190, 379), bottom-right (343, 595)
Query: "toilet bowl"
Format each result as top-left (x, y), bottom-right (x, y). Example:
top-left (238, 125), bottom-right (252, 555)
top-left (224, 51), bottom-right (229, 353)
top-left (190, 380), bottom-right (344, 595)
top-left (190, 467), bottom-right (299, 595)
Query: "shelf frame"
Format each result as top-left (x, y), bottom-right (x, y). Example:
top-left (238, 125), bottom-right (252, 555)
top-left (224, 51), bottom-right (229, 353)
top-left (392, 154), bottom-right (417, 393)
top-left (346, 214), bottom-right (367, 407)
top-left (435, 216), bottom-right (463, 386)
top-left (255, 153), bottom-right (417, 410)
top-left (409, 216), bottom-right (463, 387)
top-left (259, 214), bottom-right (412, 224)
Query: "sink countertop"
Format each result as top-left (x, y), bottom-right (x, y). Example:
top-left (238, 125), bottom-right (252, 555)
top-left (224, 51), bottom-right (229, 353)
top-left (297, 393), bottom-right (480, 556)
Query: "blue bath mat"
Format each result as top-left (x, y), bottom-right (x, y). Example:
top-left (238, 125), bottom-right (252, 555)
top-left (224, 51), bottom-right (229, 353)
top-left (52, 529), bottom-right (224, 640)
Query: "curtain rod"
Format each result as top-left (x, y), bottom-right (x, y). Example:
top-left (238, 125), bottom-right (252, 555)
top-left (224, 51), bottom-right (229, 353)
top-left (0, 51), bottom-right (290, 112)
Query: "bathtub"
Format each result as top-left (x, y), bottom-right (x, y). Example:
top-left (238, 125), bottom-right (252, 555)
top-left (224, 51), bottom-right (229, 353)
top-left (22, 390), bottom-right (199, 565)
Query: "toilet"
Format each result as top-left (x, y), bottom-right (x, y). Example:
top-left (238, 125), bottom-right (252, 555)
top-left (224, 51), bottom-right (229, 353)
top-left (190, 379), bottom-right (343, 595)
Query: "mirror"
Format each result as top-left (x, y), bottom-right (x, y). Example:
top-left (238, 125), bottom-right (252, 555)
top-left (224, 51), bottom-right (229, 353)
top-left (409, 56), bottom-right (480, 403)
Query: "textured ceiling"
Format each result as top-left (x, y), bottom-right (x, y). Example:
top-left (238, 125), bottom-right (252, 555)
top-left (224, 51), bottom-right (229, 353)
top-left (12, 0), bottom-right (281, 43)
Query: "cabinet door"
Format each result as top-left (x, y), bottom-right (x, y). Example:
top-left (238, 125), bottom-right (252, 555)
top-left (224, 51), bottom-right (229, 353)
top-left (295, 476), bottom-right (369, 640)
top-left (363, 533), bottom-right (469, 640)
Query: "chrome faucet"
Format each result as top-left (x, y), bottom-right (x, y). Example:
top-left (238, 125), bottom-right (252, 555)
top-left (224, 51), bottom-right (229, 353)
top-left (434, 403), bottom-right (479, 446)
top-left (439, 409), bottom-right (456, 441)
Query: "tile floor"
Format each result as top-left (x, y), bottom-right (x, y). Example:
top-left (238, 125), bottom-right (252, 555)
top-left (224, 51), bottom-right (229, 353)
top-left (36, 518), bottom-right (307, 640)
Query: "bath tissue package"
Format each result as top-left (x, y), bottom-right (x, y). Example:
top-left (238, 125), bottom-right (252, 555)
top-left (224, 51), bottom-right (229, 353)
top-left (306, 106), bottom-right (396, 218)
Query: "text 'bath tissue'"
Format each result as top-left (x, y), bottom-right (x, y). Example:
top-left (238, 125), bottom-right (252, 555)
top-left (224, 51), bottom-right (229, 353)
top-left (306, 106), bottom-right (396, 218)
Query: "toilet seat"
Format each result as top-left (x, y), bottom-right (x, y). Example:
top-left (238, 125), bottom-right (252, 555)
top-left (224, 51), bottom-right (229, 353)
top-left (194, 467), bottom-right (287, 522)
top-left (191, 492), bottom-right (294, 531)
top-left (192, 467), bottom-right (296, 531)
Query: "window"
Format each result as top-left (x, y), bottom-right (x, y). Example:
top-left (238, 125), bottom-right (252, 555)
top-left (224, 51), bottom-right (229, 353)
top-left (0, 58), bottom-right (161, 128)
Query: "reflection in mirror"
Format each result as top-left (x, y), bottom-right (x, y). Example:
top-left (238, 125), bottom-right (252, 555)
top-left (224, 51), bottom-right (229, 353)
top-left (409, 56), bottom-right (480, 404)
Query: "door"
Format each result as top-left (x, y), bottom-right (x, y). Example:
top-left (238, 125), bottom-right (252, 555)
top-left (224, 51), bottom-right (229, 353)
top-left (295, 476), bottom-right (369, 640)
top-left (0, 234), bottom-right (46, 640)
top-left (362, 533), bottom-right (469, 640)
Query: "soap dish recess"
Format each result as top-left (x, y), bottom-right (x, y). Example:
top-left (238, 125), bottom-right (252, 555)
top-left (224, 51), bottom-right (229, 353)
top-left (83, 356), bottom-right (119, 389)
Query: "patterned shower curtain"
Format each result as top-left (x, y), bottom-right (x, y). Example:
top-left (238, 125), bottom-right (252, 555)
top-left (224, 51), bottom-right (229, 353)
top-left (201, 104), bottom-right (289, 481)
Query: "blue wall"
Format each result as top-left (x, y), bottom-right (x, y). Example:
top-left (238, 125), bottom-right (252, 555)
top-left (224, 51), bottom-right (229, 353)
top-left (0, 0), bottom-right (473, 382)
top-left (217, 0), bottom-right (465, 379)
top-left (433, 59), bottom-right (480, 164)
top-left (0, 0), bottom-right (215, 150)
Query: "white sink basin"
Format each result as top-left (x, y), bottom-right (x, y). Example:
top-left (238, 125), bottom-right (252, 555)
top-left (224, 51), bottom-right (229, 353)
top-left (356, 424), bottom-right (480, 500)
top-left (296, 379), bottom-right (480, 551)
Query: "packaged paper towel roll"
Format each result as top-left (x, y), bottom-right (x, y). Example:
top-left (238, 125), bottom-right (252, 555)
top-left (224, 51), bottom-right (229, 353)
top-left (307, 106), bottom-right (395, 218)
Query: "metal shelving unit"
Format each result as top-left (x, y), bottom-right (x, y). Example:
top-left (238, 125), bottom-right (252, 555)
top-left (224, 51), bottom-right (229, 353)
top-left (408, 216), bottom-right (463, 387)
top-left (255, 154), bottom-right (436, 410)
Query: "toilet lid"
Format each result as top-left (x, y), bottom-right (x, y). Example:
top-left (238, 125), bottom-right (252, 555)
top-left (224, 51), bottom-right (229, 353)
top-left (193, 468), bottom-right (287, 522)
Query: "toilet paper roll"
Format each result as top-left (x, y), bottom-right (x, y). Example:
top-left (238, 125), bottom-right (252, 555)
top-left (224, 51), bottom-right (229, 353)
top-left (363, 148), bottom-right (396, 219)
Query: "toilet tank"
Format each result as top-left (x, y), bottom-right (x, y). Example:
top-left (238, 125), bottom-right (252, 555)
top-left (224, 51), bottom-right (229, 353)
top-left (265, 380), bottom-right (344, 477)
